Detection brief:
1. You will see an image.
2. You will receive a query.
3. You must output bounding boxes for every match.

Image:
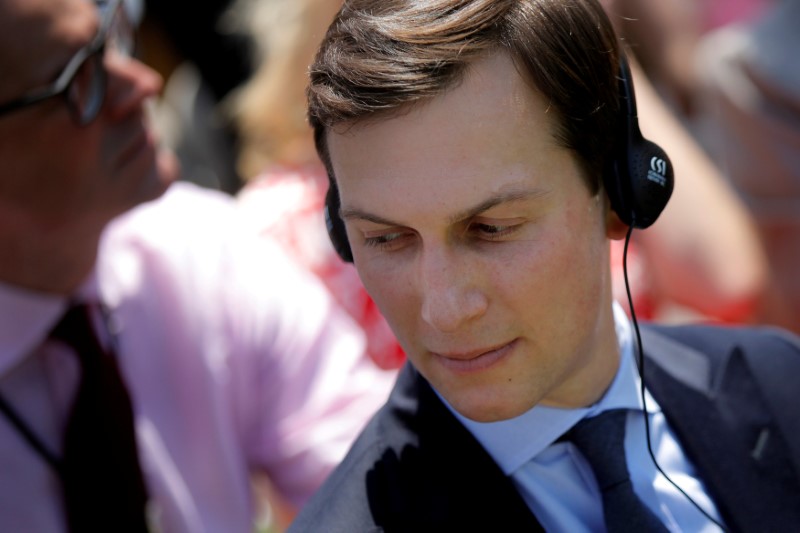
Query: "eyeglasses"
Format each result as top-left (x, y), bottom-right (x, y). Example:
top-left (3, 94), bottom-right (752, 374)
top-left (0, 0), bottom-right (134, 126)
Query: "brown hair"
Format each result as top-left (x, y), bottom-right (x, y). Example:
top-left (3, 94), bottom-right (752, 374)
top-left (307, 0), bottom-right (622, 193)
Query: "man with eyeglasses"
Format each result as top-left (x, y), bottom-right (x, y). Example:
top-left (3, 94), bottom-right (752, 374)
top-left (0, 0), bottom-right (395, 531)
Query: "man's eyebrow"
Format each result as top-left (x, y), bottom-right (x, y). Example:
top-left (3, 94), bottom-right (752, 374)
top-left (448, 188), bottom-right (549, 224)
top-left (340, 208), bottom-right (400, 226)
top-left (340, 187), bottom-right (548, 226)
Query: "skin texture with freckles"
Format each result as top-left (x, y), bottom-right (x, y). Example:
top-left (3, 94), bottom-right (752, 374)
top-left (329, 52), bottom-right (628, 422)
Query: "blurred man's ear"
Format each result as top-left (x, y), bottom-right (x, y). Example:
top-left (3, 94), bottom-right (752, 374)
top-left (605, 197), bottom-right (630, 241)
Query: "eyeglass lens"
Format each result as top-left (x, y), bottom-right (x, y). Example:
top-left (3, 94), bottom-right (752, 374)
top-left (69, 0), bottom-right (135, 125)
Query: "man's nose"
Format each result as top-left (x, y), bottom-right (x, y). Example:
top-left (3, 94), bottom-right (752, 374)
top-left (419, 248), bottom-right (488, 332)
top-left (102, 51), bottom-right (163, 120)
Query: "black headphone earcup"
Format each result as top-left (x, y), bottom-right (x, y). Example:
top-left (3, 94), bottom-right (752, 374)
top-left (607, 134), bottom-right (674, 229)
top-left (607, 55), bottom-right (674, 229)
top-left (624, 138), bottom-right (674, 228)
top-left (325, 183), bottom-right (354, 263)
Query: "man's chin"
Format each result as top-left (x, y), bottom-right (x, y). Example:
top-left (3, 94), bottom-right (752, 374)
top-left (118, 149), bottom-right (181, 215)
top-left (136, 149), bottom-right (181, 203)
top-left (152, 149), bottom-right (181, 197)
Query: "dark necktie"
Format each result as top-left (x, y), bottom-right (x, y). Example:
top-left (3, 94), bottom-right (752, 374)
top-left (49, 304), bottom-right (149, 533)
top-left (562, 409), bottom-right (669, 533)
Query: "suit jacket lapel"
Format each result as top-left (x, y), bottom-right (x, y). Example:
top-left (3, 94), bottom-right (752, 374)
top-left (642, 327), bottom-right (800, 532)
top-left (383, 365), bottom-right (544, 531)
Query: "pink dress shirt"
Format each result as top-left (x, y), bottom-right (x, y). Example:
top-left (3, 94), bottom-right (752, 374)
top-left (0, 182), bottom-right (396, 532)
top-left (238, 164), bottom-right (407, 370)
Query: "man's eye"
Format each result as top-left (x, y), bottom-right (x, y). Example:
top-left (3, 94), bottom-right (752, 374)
top-left (471, 223), bottom-right (519, 240)
top-left (363, 231), bottom-right (411, 250)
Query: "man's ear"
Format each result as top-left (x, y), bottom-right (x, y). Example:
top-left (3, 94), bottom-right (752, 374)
top-left (605, 197), bottom-right (630, 240)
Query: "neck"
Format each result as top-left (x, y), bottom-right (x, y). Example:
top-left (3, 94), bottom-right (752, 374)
top-left (0, 214), bottom-right (103, 295)
top-left (541, 283), bottom-right (623, 409)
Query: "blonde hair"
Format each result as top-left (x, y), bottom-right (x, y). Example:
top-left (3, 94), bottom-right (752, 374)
top-left (226, 0), bottom-right (342, 179)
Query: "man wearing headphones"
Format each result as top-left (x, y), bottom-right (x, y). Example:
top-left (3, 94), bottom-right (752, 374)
top-left (290, 0), bottom-right (800, 531)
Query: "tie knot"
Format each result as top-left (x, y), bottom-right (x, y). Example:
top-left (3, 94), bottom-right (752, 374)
top-left (49, 303), bottom-right (108, 366)
top-left (563, 409), bottom-right (629, 490)
top-left (49, 303), bottom-right (92, 339)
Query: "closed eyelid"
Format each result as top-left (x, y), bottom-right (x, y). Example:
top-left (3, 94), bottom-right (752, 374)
top-left (362, 227), bottom-right (411, 239)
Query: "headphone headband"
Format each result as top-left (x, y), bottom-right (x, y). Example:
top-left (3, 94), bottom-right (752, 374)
top-left (606, 55), bottom-right (674, 228)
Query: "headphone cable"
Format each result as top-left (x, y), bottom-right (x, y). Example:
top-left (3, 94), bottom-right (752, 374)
top-left (622, 222), bottom-right (728, 532)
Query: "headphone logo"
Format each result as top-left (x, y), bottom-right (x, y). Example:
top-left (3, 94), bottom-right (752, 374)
top-left (647, 156), bottom-right (668, 187)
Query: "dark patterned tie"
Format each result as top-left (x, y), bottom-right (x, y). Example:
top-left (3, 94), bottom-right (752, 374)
top-left (49, 304), bottom-right (149, 533)
top-left (563, 409), bottom-right (669, 532)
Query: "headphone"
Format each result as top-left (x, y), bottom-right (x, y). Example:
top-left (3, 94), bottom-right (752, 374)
top-left (324, 53), bottom-right (674, 263)
top-left (606, 54), bottom-right (675, 229)
top-left (324, 178), bottom-right (354, 263)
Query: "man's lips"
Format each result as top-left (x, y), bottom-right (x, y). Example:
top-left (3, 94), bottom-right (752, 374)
top-left (432, 339), bottom-right (518, 373)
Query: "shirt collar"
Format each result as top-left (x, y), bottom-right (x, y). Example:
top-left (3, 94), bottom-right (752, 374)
top-left (442, 301), bottom-right (657, 475)
top-left (0, 271), bottom-right (101, 376)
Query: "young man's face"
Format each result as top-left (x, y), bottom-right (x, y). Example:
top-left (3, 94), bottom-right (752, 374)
top-left (329, 52), bottom-right (627, 422)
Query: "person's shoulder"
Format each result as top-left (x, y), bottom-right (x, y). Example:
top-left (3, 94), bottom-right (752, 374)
top-left (290, 363), bottom-right (543, 532)
top-left (290, 367), bottom-right (436, 531)
top-left (644, 322), bottom-right (800, 473)
top-left (100, 181), bottom-right (294, 266)
top-left (97, 181), bottom-right (316, 311)
top-left (289, 405), bottom-right (396, 532)
top-left (105, 182), bottom-right (241, 239)
top-left (642, 322), bottom-right (800, 401)
top-left (644, 321), bottom-right (800, 357)
top-left (99, 183), bottom-right (242, 284)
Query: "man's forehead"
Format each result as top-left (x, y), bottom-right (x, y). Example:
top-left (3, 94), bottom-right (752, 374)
top-left (0, 0), bottom-right (48, 98)
top-left (0, 0), bottom-right (58, 39)
top-left (0, 0), bottom-right (93, 98)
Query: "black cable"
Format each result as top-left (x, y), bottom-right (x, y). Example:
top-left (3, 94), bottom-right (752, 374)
top-left (0, 301), bottom-right (115, 482)
top-left (622, 223), bottom-right (728, 531)
top-left (0, 391), bottom-right (64, 476)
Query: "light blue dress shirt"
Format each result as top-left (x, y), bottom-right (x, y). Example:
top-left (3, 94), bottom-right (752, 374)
top-left (444, 303), bottom-right (726, 532)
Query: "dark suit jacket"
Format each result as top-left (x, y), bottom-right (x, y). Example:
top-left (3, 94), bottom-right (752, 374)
top-left (289, 324), bottom-right (800, 532)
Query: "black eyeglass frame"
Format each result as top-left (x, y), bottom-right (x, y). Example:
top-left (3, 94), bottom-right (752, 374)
top-left (0, 0), bottom-right (125, 126)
